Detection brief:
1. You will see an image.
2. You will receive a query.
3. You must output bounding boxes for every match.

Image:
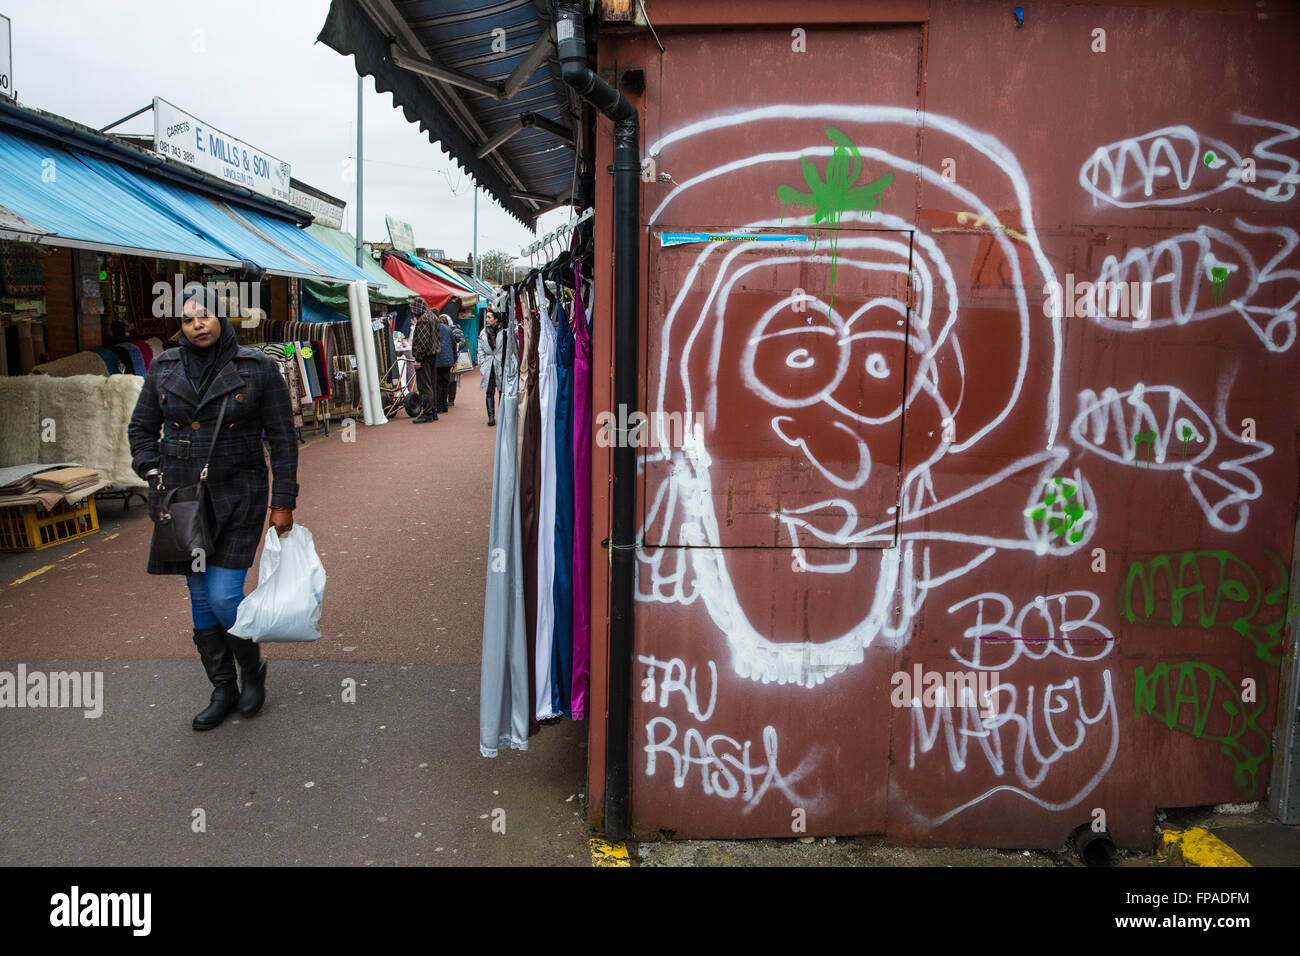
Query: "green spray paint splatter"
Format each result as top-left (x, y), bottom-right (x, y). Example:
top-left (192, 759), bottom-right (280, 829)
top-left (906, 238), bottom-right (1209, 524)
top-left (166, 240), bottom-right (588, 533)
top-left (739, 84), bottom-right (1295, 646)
top-left (1210, 265), bottom-right (1229, 305)
top-left (1133, 430), bottom-right (1157, 466)
top-left (1026, 475), bottom-right (1087, 544)
top-left (776, 127), bottom-right (894, 324)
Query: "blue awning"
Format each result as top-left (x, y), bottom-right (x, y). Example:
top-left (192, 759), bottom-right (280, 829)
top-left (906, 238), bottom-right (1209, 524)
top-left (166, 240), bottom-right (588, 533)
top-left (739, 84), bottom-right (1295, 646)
top-left (0, 122), bottom-right (377, 284)
top-left (223, 206), bottom-right (373, 285)
top-left (0, 124), bottom-right (241, 266)
top-left (81, 152), bottom-right (326, 279)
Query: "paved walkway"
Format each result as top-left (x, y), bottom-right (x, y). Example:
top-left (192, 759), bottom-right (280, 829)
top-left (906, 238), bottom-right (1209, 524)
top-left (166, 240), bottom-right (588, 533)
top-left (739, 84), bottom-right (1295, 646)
top-left (0, 372), bottom-right (590, 866)
top-left (4, 372), bottom-right (1296, 867)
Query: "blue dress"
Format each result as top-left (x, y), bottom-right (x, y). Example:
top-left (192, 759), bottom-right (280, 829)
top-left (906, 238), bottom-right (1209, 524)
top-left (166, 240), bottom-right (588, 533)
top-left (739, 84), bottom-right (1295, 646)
top-left (551, 293), bottom-right (575, 717)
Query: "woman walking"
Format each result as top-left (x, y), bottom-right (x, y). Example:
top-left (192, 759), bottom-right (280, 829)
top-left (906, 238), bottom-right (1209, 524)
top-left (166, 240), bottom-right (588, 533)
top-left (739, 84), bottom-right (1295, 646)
top-left (478, 309), bottom-right (504, 425)
top-left (128, 289), bottom-right (300, 731)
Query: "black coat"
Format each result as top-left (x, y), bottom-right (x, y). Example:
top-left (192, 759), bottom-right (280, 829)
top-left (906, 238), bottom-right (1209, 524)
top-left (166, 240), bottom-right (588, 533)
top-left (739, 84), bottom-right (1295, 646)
top-left (435, 324), bottom-right (456, 368)
top-left (128, 346), bottom-right (300, 575)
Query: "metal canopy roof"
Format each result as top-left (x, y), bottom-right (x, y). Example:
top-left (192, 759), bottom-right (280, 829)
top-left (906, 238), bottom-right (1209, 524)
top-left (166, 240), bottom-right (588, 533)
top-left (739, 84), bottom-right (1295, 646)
top-left (318, 0), bottom-right (580, 231)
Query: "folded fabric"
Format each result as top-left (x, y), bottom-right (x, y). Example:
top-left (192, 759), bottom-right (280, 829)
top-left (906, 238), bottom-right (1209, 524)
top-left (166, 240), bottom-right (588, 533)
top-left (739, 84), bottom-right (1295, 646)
top-left (33, 466), bottom-right (100, 491)
top-left (0, 489), bottom-right (64, 511)
top-left (0, 462), bottom-right (79, 489)
top-left (0, 476), bottom-right (35, 494)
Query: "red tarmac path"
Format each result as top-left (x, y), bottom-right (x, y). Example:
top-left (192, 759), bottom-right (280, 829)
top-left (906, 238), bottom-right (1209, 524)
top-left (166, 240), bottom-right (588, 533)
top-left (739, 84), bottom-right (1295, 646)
top-left (2, 370), bottom-right (495, 667)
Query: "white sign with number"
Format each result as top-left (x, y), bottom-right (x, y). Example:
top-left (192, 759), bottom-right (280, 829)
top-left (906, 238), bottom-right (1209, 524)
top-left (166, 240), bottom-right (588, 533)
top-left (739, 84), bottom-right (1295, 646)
top-left (0, 15), bottom-right (13, 100)
top-left (153, 97), bottom-right (291, 203)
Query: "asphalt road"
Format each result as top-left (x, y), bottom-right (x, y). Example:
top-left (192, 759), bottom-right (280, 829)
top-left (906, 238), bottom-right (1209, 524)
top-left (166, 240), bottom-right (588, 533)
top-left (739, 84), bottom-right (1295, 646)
top-left (0, 372), bottom-right (591, 866)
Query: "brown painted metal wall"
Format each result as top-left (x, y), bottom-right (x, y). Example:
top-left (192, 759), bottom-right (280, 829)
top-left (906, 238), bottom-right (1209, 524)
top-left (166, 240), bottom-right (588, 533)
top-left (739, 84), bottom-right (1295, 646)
top-left (587, 0), bottom-right (1300, 848)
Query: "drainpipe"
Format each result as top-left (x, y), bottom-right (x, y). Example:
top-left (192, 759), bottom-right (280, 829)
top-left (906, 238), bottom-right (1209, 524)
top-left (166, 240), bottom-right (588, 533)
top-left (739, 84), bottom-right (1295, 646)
top-left (555, 0), bottom-right (638, 841)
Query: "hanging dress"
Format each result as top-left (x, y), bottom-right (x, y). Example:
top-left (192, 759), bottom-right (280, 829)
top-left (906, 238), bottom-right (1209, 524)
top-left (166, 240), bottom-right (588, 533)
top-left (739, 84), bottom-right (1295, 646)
top-left (533, 273), bottom-right (560, 720)
top-left (518, 287), bottom-right (542, 734)
top-left (478, 291), bottom-right (530, 756)
top-left (551, 289), bottom-right (575, 718)
top-left (571, 267), bottom-right (593, 719)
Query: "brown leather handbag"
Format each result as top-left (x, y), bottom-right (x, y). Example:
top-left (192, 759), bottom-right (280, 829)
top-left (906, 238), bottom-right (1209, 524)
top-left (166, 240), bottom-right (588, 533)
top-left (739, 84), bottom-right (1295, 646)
top-left (151, 397), bottom-right (228, 564)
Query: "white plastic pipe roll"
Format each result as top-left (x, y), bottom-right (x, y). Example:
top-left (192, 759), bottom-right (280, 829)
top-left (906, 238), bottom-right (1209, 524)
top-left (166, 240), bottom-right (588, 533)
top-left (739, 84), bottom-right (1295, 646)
top-left (346, 279), bottom-right (377, 425)
top-left (353, 280), bottom-right (387, 425)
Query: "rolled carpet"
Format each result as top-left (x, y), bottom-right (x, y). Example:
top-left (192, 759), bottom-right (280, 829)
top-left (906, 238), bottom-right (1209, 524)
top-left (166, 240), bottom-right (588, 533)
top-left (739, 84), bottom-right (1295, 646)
top-left (31, 351), bottom-right (111, 378)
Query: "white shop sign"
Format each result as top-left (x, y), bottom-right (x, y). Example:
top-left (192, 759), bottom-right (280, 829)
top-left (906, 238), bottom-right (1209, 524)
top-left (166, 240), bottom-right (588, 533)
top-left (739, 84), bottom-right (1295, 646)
top-left (153, 97), bottom-right (291, 203)
top-left (0, 15), bottom-right (13, 100)
top-left (385, 215), bottom-right (415, 253)
top-left (289, 185), bottom-right (345, 229)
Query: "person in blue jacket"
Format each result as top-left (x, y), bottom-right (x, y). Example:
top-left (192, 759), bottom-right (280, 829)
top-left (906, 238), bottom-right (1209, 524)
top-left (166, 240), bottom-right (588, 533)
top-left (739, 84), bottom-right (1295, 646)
top-left (434, 313), bottom-right (457, 413)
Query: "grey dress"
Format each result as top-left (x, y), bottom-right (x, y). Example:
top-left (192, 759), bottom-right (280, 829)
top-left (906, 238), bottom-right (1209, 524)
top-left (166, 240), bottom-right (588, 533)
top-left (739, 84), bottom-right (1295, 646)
top-left (479, 291), bottom-right (529, 756)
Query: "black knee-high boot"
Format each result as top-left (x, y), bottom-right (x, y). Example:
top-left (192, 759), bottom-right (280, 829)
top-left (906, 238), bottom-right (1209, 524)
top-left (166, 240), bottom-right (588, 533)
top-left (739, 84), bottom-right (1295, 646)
top-left (225, 633), bottom-right (267, 718)
top-left (192, 626), bottom-right (239, 731)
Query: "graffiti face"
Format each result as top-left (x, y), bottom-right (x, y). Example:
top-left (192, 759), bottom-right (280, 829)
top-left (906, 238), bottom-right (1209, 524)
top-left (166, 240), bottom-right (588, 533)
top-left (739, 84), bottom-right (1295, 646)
top-left (641, 106), bottom-right (1064, 687)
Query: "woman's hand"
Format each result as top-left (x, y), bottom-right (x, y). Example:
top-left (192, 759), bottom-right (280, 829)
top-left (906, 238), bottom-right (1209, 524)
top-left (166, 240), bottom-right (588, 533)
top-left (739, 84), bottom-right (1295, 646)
top-left (145, 470), bottom-right (164, 521)
top-left (148, 484), bottom-right (165, 521)
top-left (269, 506), bottom-right (294, 537)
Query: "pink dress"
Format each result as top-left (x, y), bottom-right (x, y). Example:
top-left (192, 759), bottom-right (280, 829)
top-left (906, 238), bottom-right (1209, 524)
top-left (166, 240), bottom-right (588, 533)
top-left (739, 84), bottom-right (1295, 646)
top-left (571, 262), bottom-right (593, 719)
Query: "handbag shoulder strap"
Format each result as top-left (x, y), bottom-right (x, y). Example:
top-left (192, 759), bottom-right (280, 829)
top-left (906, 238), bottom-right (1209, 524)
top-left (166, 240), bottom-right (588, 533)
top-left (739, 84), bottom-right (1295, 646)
top-left (198, 396), bottom-right (229, 482)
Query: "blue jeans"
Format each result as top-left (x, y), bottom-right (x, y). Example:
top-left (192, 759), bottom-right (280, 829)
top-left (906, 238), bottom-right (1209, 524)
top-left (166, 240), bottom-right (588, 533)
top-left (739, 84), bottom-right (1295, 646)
top-left (186, 564), bottom-right (249, 630)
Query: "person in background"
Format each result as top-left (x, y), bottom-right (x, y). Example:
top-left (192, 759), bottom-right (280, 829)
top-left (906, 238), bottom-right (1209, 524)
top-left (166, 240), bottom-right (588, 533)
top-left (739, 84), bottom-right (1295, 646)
top-left (435, 313), bottom-right (456, 414)
top-left (478, 308), bottom-right (504, 426)
top-left (409, 298), bottom-right (439, 423)
top-left (128, 288), bottom-right (298, 731)
top-left (447, 315), bottom-right (469, 407)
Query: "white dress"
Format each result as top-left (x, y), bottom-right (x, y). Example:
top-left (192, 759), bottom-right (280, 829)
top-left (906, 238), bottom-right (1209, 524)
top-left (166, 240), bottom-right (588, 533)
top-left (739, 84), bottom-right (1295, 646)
top-left (533, 274), bottom-right (560, 719)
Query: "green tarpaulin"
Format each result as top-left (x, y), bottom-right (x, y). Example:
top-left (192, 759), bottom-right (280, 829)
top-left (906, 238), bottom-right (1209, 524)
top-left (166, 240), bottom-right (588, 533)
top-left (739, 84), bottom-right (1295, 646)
top-left (302, 224), bottom-right (421, 312)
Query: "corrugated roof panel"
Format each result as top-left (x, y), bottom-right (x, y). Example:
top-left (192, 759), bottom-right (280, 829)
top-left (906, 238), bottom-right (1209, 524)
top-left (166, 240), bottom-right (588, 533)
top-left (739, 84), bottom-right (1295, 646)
top-left (319, 0), bottom-right (578, 228)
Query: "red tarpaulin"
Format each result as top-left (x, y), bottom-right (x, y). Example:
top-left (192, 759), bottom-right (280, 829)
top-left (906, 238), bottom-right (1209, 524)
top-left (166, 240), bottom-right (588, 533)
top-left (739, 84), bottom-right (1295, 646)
top-left (382, 254), bottom-right (463, 311)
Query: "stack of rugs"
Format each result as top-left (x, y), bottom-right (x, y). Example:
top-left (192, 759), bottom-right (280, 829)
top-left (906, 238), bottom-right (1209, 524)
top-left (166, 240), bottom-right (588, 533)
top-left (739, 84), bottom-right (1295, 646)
top-left (30, 338), bottom-right (164, 378)
top-left (0, 465), bottom-right (108, 512)
top-left (284, 340), bottom-right (332, 402)
top-left (0, 374), bottom-right (146, 488)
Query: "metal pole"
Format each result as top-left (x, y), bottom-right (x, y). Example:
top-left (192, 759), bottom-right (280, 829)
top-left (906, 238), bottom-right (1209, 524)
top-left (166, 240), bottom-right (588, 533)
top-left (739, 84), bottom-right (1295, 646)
top-left (473, 182), bottom-right (479, 283)
top-left (356, 75), bottom-right (364, 266)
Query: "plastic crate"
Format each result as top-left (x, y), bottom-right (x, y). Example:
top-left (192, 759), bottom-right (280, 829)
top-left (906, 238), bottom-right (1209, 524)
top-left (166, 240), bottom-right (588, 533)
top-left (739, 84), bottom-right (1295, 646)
top-left (0, 496), bottom-right (100, 552)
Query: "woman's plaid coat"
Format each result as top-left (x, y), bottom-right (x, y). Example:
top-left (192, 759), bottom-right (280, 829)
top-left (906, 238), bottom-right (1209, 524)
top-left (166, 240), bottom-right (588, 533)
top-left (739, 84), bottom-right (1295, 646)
top-left (128, 346), bottom-right (300, 575)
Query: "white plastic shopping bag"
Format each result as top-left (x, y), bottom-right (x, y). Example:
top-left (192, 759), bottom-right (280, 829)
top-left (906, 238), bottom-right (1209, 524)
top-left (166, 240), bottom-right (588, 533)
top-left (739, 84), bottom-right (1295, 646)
top-left (228, 524), bottom-right (327, 643)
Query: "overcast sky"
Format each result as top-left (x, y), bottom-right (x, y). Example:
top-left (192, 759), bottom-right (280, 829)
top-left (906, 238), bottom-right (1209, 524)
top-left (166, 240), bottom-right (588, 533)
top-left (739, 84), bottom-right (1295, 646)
top-left (6, 0), bottom-right (570, 270)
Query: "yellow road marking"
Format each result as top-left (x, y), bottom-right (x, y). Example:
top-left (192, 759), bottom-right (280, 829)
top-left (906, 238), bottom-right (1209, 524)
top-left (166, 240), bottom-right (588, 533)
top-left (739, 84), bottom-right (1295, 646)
top-left (590, 838), bottom-right (631, 867)
top-left (8, 565), bottom-right (56, 586)
top-left (5, 544), bottom-right (92, 588)
top-left (1161, 827), bottom-right (1250, 867)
